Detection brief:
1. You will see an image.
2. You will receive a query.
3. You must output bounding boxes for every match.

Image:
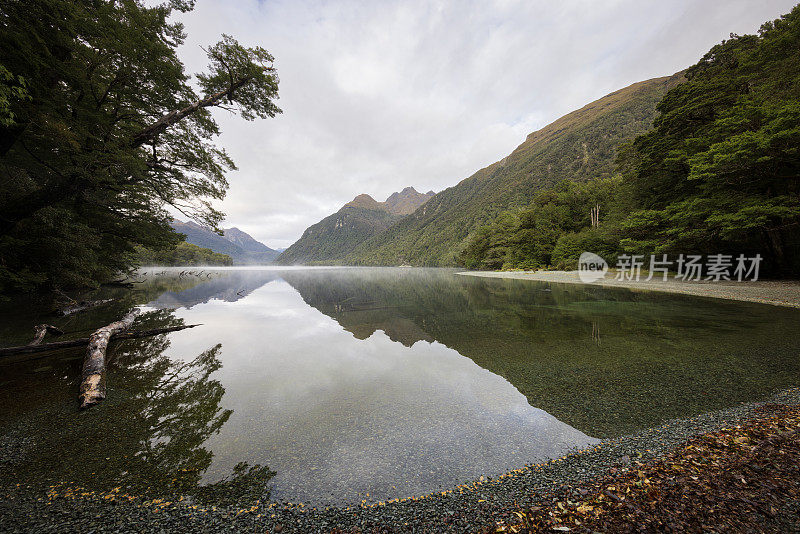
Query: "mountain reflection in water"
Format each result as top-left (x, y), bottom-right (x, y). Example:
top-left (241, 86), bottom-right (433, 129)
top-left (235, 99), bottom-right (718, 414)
top-left (145, 268), bottom-right (598, 503)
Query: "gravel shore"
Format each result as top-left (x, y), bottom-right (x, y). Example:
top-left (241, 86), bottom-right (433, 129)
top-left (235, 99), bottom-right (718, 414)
top-left (458, 270), bottom-right (800, 308)
top-left (3, 388), bottom-right (799, 533)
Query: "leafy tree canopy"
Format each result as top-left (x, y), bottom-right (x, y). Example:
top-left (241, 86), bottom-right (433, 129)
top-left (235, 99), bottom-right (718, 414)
top-left (617, 6), bottom-right (800, 274)
top-left (460, 178), bottom-right (622, 270)
top-left (0, 0), bottom-right (280, 291)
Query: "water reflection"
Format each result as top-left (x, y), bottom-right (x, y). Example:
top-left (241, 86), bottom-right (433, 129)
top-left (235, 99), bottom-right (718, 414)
top-left (1, 267), bottom-right (799, 507)
top-left (279, 268), bottom-right (800, 438)
top-left (147, 270), bottom-right (283, 309)
top-left (150, 275), bottom-right (597, 503)
top-left (0, 310), bottom-right (273, 506)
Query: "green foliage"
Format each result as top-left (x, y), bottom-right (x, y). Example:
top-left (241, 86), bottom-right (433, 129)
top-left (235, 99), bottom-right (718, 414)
top-left (460, 178), bottom-right (623, 270)
top-left (0, 63), bottom-right (29, 126)
top-left (551, 228), bottom-right (620, 270)
top-left (135, 241), bottom-right (233, 266)
top-left (196, 34), bottom-right (281, 121)
top-left (0, 0), bottom-right (280, 292)
top-left (617, 6), bottom-right (800, 275)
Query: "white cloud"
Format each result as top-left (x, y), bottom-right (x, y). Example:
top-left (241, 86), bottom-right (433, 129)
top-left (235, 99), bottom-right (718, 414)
top-left (174, 0), bottom-right (796, 248)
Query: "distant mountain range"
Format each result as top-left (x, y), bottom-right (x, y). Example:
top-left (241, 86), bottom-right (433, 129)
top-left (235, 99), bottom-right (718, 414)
top-left (171, 220), bottom-right (280, 264)
top-left (276, 187), bottom-right (434, 264)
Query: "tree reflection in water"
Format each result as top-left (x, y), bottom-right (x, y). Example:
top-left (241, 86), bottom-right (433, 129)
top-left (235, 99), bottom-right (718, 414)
top-left (0, 310), bottom-right (274, 507)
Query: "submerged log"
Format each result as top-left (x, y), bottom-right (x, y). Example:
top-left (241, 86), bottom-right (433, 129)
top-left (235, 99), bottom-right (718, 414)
top-left (56, 299), bottom-right (114, 317)
top-left (102, 279), bottom-right (145, 288)
top-left (29, 324), bottom-right (64, 346)
top-left (79, 310), bottom-right (139, 409)
top-left (0, 324), bottom-right (201, 358)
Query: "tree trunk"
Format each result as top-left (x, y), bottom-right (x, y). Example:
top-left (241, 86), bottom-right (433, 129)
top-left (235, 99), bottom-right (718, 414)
top-left (766, 227), bottom-right (789, 275)
top-left (78, 310), bottom-right (138, 409)
top-left (131, 78), bottom-right (250, 148)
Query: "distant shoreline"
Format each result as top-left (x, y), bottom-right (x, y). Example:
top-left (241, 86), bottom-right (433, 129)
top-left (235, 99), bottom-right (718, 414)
top-left (458, 270), bottom-right (800, 309)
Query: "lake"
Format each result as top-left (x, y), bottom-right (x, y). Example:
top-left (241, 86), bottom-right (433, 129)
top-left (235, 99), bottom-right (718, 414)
top-left (1, 267), bottom-right (799, 506)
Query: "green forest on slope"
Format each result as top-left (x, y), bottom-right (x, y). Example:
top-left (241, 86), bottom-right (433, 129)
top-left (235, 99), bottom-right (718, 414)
top-left (460, 7), bottom-right (800, 276)
top-left (343, 73), bottom-right (685, 266)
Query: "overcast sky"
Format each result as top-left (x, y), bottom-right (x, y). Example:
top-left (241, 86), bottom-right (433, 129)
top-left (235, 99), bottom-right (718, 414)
top-left (175, 0), bottom-right (796, 249)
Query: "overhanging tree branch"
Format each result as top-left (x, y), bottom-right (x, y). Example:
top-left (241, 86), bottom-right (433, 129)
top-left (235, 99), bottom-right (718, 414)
top-left (131, 77), bottom-right (251, 148)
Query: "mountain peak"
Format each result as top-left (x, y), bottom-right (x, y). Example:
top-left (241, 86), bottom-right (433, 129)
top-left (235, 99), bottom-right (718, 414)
top-left (344, 194), bottom-right (382, 210)
top-left (343, 188), bottom-right (433, 216)
top-left (278, 186), bottom-right (434, 264)
top-left (383, 186), bottom-right (434, 215)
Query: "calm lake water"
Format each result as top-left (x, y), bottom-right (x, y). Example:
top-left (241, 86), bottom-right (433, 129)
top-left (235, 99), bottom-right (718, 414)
top-left (1, 267), bottom-right (799, 505)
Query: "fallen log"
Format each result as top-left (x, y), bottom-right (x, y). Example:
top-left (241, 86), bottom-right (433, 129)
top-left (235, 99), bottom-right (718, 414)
top-left (0, 324), bottom-right (201, 357)
top-left (29, 324), bottom-right (64, 346)
top-left (79, 310), bottom-right (139, 409)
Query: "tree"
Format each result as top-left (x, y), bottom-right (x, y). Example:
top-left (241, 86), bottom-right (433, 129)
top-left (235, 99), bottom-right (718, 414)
top-left (0, 0), bottom-right (280, 291)
top-left (617, 6), bottom-right (800, 275)
top-left (460, 178), bottom-right (622, 270)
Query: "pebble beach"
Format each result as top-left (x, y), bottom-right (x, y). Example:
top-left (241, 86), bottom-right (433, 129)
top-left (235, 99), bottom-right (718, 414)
top-left (3, 388), bottom-right (799, 533)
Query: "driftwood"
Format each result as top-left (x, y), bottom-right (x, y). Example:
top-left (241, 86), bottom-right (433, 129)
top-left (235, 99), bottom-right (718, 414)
top-left (29, 324), bottom-right (64, 345)
top-left (0, 324), bottom-right (201, 358)
top-left (56, 299), bottom-right (114, 317)
top-left (79, 310), bottom-right (138, 409)
top-left (0, 325), bottom-right (201, 370)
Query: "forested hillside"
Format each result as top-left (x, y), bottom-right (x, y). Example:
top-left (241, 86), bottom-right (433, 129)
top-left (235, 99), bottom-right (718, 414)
top-left (344, 73), bottom-right (684, 266)
top-left (460, 6), bottom-right (800, 276)
top-left (135, 241), bottom-right (233, 266)
top-left (278, 187), bottom-right (433, 264)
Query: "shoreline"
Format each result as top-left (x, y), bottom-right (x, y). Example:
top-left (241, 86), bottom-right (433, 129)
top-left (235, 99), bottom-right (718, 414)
top-left (491, 401), bottom-right (800, 533)
top-left (3, 388), bottom-right (799, 532)
top-left (458, 270), bottom-right (800, 308)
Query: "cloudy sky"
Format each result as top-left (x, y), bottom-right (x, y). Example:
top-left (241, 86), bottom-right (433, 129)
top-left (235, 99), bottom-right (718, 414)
top-left (175, 0), bottom-right (796, 249)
